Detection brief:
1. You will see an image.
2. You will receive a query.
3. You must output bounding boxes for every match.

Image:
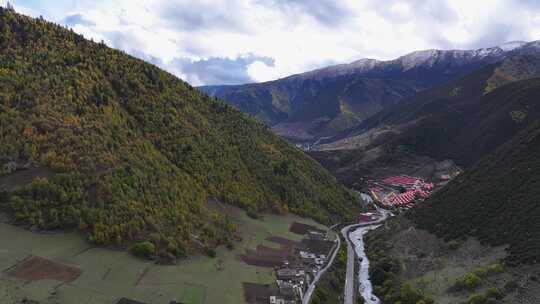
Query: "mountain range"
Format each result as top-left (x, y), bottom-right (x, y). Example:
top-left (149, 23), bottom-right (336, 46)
top-left (309, 53), bottom-right (540, 264)
top-left (316, 54), bottom-right (540, 161)
top-left (201, 41), bottom-right (540, 142)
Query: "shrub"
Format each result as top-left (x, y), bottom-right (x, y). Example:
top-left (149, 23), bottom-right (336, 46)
top-left (400, 283), bottom-right (422, 304)
top-left (447, 239), bottom-right (462, 250)
top-left (468, 293), bottom-right (487, 304)
top-left (246, 209), bottom-right (259, 219)
top-left (473, 267), bottom-right (488, 278)
top-left (206, 248), bottom-right (216, 258)
top-left (131, 241), bottom-right (155, 258)
top-left (485, 287), bottom-right (504, 300)
top-left (455, 273), bottom-right (482, 291)
top-left (487, 263), bottom-right (504, 274)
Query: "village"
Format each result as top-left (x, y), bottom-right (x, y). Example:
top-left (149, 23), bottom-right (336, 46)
top-left (362, 162), bottom-right (462, 211)
top-left (366, 175), bottom-right (435, 209)
top-left (243, 165), bottom-right (463, 304)
top-left (243, 223), bottom-right (337, 304)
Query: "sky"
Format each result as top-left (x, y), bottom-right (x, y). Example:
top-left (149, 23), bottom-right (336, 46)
top-left (4, 0), bottom-right (540, 86)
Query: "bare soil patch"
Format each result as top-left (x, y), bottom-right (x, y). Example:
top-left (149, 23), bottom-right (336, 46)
top-left (240, 249), bottom-right (286, 267)
top-left (240, 236), bottom-right (302, 267)
top-left (243, 282), bottom-right (273, 304)
top-left (256, 244), bottom-right (293, 256)
top-left (289, 222), bottom-right (325, 235)
top-left (266, 236), bottom-right (301, 247)
top-left (7, 255), bottom-right (81, 283)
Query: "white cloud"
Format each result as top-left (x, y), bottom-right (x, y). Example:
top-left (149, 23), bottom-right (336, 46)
top-left (248, 60), bottom-right (282, 82)
top-left (8, 0), bottom-right (540, 85)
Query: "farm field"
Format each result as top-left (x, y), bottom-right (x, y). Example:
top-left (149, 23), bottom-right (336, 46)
top-left (0, 207), bottom-right (327, 304)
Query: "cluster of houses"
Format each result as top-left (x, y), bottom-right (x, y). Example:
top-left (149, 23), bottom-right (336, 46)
top-left (265, 231), bottom-right (335, 304)
top-left (368, 175), bottom-right (435, 208)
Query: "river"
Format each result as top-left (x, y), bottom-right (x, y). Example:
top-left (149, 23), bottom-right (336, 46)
top-left (360, 192), bottom-right (373, 204)
top-left (350, 225), bottom-right (381, 304)
top-left (343, 198), bottom-right (391, 304)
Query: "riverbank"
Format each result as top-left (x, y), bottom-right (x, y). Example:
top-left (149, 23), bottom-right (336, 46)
top-left (350, 225), bottom-right (381, 304)
top-left (342, 206), bottom-right (391, 304)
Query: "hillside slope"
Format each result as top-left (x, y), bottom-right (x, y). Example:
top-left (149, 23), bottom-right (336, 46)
top-left (411, 116), bottom-right (540, 265)
top-left (202, 42), bottom-right (540, 142)
top-left (321, 65), bottom-right (540, 265)
top-left (0, 9), bottom-right (356, 257)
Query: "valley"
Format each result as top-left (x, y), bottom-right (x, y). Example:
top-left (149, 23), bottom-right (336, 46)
top-left (1, 3), bottom-right (540, 304)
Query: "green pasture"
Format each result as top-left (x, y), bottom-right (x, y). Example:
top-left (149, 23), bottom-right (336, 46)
top-left (0, 208), bottom-right (327, 304)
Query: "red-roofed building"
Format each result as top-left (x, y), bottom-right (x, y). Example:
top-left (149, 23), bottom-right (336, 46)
top-left (359, 212), bottom-right (378, 222)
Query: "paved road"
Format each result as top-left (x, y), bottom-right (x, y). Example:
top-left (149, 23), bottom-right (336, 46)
top-left (302, 229), bottom-right (341, 304)
top-left (342, 223), bottom-right (360, 304)
top-left (342, 208), bottom-right (391, 304)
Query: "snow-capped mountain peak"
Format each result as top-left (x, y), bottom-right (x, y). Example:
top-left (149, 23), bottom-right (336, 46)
top-left (348, 58), bottom-right (380, 71)
top-left (398, 49), bottom-right (440, 70)
top-left (287, 39), bottom-right (540, 81)
top-left (498, 41), bottom-right (528, 51)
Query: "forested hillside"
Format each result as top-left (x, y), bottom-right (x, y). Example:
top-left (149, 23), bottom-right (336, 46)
top-left (202, 74), bottom-right (421, 140)
top-left (404, 79), bottom-right (540, 263)
top-left (411, 80), bottom-right (540, 265)
top-left (0, 9), bottom-right (356, 258)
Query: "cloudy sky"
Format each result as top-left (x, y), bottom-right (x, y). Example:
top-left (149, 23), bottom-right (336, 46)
top-left (5, 0), bottom-right (540, 86)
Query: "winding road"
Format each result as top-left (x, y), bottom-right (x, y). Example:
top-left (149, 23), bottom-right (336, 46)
top-left (302, 226), bottom-right (342, 304)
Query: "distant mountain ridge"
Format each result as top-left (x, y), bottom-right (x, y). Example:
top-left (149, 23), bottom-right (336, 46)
top-left (291, 40), bottom-right (530, 80)
top-left (315, 54), bottom-right (540, 164)
top-left (201, 40), bottom-right (540, 142)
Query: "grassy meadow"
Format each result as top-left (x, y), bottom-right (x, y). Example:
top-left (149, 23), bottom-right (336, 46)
top-left (0, 207), bottom-right (327, 304)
